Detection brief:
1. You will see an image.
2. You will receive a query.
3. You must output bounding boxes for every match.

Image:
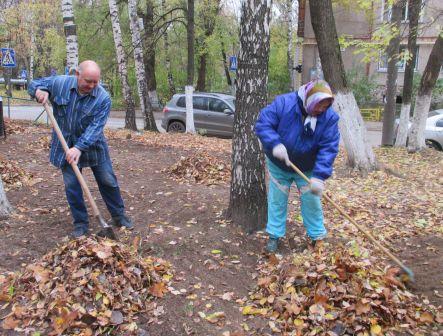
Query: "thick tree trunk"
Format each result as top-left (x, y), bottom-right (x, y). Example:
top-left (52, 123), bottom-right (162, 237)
top-left (108, 0), bottom-right (137, 131)
top-left (228, 0), bottom-right (270, 233)
top-left (196, 53), bottom-right (207, 91)
top-left (381, 0), bottom-right (405, 146)
top-left (408, 32), bottom-right (443, 152)
top-left (309, 0), bottom-right (377, 173)
top-left (128, 0), bottom-right (158, 132)
top-left (162, 0), bottom-right (175, 97)
top-left (0, 178), bottom-right (11, 220)
top-left (396, 0), bottom-right (421, 147)
top-left (61, 0), bottom-right (79, 70)
top-left (142, 0), bottom-right (160, 109)
top-left (187, 0), bottom-right (195, 85)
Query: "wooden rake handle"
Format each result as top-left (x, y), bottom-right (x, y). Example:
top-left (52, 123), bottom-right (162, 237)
top-left (288, 161), bottom-right (412, 275)
top-left (43, 102), bottom-right (102, 220)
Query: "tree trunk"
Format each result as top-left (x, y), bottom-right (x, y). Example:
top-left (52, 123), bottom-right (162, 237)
top-left (408, 32), bottom-right (443, 152)
top-left (381, 0), bottom-right (405, 146)
top-left (0, 178), bottom-right (11, 220)
top-left (396, 0), bottom-right (421, 147)
top-left (128, 0), bottom-right (158, 132)
top-left (142, 0), bottom-right (160, 109)
top-left (221, 41), bottom-right (232, 86)
top-left (228, 0), bottom-right (270, 233)
top-left (61, 0), bottom-right (79, 70)
top-left (196, 0), bottom-right (220, 92)
top-left (309, 0), bottom-right (377, 173)
top-left (162, 0), bottom-right (175, 97)
top-left (108, 0), bottom-right (137, 131)
top-left (187, 0), bottom-right (195, 85)
top-left (286, 0), bottom-right (294, 91)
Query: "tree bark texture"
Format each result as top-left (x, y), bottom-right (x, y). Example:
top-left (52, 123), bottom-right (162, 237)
top-left (162, 0), bottom-right (176, 97)
top-left (408, 32), bottom-right (443, 152)
top-left (142, 0), bottom-right (160, 108)
top-left (396, 0), bottom-right (421, 147)
top-left (228, 0), bottom-right (270, 233)
top-left (187, 0), bottom-right (195, 85)
top-left (61, 0), bottom-right (79, 70)
top-left (108, 0), bottom-right (137, 131)
top-left (286, 0), bottom-right (294, 91)
top-left (0, 178), bottom-right (11, 220)
top-left (309, 0), bottom-right (377, 173)
top-left (381, 0), bottom-right (405, 146)
top-left (128, 0), bottom-right (158, 132)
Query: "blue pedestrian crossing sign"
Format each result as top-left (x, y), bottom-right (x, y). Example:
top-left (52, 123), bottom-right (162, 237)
top-left (1, 48), bottom-right (16, 68)
top-left (229, 56), bottom-right (237, 71)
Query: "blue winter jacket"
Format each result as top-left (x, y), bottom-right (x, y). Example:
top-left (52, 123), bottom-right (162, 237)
top-left (255, 92), bottom-right (340, 181)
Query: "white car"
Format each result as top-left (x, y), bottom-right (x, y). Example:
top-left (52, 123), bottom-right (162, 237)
top-left (394, 109), bottom-right (443, 151)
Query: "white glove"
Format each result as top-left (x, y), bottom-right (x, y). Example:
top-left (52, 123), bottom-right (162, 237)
top-left (272, 144), bottom-right (291, 167)
top-left (310, 177), bottom-right (325, 196)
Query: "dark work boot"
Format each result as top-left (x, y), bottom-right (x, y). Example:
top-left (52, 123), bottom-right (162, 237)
top-left (112, 214), bottom-right (134, 230)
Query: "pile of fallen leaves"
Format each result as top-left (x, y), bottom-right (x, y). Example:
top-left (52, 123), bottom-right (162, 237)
top-left (0, 236), bottom-right (172, 335)
top-left (243, 243), bottom-right (441, 335)
top-left (3, 118), bottom-right (27, 135)
top-left (26, 134), bottom-right (51, 150)
top-left (0, 156), bottom-right (33, 188)
top-left (165, 152), bottom-right (231, 185)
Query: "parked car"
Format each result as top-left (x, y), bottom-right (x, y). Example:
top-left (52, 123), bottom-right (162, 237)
top-left (394, 109), bottom-right (443, 150)
top-left (161, 92), bottom-right (235, 138)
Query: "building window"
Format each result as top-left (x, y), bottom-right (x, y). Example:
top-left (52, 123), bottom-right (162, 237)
top-left (378, 45), bottom-right (419, 72)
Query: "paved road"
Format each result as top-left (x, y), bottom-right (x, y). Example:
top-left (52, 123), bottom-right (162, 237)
top-left (4, 105), bottom-right (165, 132)
top-left (3, 105), bottom-right (382, 147)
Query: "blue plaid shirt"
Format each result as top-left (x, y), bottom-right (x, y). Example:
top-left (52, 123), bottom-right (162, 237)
top-left (28, 75), bottom-right (111, 168)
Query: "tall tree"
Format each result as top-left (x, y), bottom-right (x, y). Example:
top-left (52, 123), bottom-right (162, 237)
top-left (285, 0), bottom-right (295, 91)
top-left (108, 0), bottom-right (137, 130)
top-left (61, 0), bottom-right (79, 70)
top-left (408, 31), bottom-right (443, 152)
top-left (228, 0), bottom-right (270, 232)
top-left (381, 0), bottom-right (405, 146)
top-left (395, 0), bottom-right (421, 147)
top-left (128, 0), bottom-right (158, 131)
top-left (196, 0), bottom-right (221, 91)
top-left (162, 0), bottom-right (176, 97)
top-left (309, 0), bottom-right (377, 173)
top-left (221, 40), bottom-right (232, 87)
top-left (187, 0), bottom-right (195, 85)
top-left (0, 178), bottom-right (11, 220)
top-left (141, 0), bottom-right (160, 108)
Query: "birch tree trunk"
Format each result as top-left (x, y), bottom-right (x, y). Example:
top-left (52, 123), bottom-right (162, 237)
top-left (61, 0), bottom-right (79, 70)
top-left (128, 0), bottom-right (158, 132)
top-left (108, 0), bottom-right (137, 131)
top-left (396, 0), bottom-right (421, 147)
top-left (228, 0), bottom-right (270, 233)
top-left (381, 0), bottom-right (405, 146)
top-left (309, 0), bottom-right (377, 173)
top-left (162, 0), bottom-right (175, 97)
top-left (408, 32), bottom-right (443, 152)
top-left (0, 178), bottom-right (11, 220)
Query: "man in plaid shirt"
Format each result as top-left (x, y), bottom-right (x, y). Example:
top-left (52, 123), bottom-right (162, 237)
top-left (29, 60), bottom-right (133, 238)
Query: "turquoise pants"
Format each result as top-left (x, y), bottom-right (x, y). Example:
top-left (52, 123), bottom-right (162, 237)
top-left (266, 158), bottom-right (327, 241)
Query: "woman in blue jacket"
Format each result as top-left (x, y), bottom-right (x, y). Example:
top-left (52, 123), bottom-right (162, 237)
top-left (255, 80), bottom-right (340, 253)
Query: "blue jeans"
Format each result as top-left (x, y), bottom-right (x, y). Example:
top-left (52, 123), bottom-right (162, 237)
top-left (62, 159), bottom-right (125, 231)
top-left (266, 158), bottom-right (326, 241)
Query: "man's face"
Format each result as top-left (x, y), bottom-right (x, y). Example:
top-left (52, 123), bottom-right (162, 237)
top-left (76, 69), bottom-right (100, 95)
top-left (311, 98), bottom-right (333, 116)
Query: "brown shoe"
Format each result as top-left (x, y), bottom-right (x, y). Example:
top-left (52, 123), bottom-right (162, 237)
top-left (309, 239), bottom-right (324, 252)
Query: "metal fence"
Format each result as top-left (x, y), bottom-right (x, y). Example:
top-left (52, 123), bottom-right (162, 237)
top-left (360, 107), bottom-right (383, 121)
top-left (0, 95), bottom-right (48, 124)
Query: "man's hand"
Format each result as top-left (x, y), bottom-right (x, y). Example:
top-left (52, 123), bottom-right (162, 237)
top-left (66, 147), bottom-right (82, 165)
top-left (272, 144), bottom-right (291, 167)
top-left (310, 177), bottom-right (325, 196)
top-left (35, 89), bottom-right (49, 104)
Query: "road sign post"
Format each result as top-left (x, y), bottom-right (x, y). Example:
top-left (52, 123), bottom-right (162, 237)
top-left (229, 56), bottom-right (237, 71)
top-left (1, 48), bottom-right (17, 68)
